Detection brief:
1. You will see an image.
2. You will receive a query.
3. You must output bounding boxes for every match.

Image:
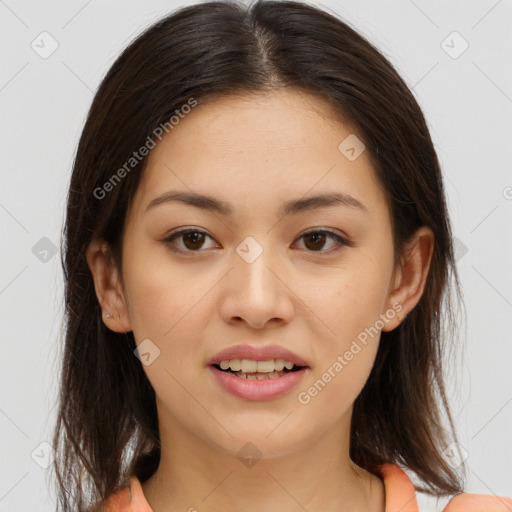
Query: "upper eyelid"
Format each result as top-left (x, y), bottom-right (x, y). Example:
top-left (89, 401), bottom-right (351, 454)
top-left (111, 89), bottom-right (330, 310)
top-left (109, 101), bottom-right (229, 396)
top-left (164, 226), bottom-right (345, 239)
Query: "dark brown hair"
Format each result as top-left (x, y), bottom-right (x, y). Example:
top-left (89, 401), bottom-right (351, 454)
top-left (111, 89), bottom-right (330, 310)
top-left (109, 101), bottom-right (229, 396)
top-left (52, 1), bottom-right (466, 509)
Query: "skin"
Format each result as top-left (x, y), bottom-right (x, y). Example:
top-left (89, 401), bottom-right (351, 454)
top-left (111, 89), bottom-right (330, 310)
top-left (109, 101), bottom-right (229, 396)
top-left (87, 88), bottom-right (434, 512)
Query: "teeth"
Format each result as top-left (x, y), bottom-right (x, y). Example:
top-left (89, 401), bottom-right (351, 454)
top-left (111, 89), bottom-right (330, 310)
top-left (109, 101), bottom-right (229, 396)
top-left (256, 360), bottom-right (274, 372)
top-left (274, 359), bottom-right (285, 371)
top-left (233, 371), bottom-right (287, 380)
top-left (230, 359), bottom-right (241, 371)
top-left (241, 359), bottom-right (258, 373)
top-left (218, 358), bottom-right (298, 373)
top-left (219, 360), bottom-right (232, 370)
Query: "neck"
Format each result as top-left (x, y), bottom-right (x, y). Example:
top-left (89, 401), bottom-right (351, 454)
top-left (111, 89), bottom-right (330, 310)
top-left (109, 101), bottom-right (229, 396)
top-left (140, 403), bottom-right (385, 512)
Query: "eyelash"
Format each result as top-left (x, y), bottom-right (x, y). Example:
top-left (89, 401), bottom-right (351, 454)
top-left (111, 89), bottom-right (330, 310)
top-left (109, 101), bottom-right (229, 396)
top-left (162, 227), bottom-right (353, 255)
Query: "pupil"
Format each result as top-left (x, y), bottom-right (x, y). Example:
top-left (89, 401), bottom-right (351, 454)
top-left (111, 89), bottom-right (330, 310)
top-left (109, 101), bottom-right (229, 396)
top-left (306, 232), bottom-right (325, 251)
top-left (184, 232), bottom-right (204, 250)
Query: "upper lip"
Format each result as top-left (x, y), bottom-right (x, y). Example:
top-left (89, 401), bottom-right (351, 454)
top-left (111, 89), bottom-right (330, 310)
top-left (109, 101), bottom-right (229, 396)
top-left (207, 344), bottom-right (309, 367)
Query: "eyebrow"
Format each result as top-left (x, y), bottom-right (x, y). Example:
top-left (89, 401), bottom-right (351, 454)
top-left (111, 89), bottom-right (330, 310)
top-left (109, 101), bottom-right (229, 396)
top-left (145, 190), bottom-right (368, 216)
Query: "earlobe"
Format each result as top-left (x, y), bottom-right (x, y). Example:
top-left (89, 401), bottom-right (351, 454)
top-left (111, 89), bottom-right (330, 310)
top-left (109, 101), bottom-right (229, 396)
top-left (85, 238), bottom-right (132, 333)
top-left (382, 226), bottom-right (434, 332)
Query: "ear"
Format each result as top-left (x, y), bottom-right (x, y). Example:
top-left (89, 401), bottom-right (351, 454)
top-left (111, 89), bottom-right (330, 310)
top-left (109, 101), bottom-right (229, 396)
top-left (85, 238), bottom-right (132, 333)
top-left (382, 226), bottom-right (434, 332)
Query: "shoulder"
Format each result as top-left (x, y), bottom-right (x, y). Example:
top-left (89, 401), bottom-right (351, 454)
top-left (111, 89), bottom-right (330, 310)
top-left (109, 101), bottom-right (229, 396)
top-left (97, 485), bottom-right (132, 512)
top-left (98, 476), bottom-right (153, 512)
top-left (443, 492), bottom-right (512, 511)
top-left (375, 463), bottom-right (512, 512)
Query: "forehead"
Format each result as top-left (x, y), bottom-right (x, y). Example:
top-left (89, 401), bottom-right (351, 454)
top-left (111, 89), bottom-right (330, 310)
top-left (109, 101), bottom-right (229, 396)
top-left (157, 89), bottom-right (356, 152)
top-left (129, 89), bottom-right (387, 220)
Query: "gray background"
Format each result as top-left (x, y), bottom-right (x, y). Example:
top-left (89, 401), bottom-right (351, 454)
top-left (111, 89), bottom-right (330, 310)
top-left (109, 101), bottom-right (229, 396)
top-left (0, 0), bottom-right (511, 510)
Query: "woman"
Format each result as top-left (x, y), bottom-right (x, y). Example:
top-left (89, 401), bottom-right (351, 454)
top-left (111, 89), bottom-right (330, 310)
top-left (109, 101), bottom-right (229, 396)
top-left (52, 1), bottom-right (512, 511)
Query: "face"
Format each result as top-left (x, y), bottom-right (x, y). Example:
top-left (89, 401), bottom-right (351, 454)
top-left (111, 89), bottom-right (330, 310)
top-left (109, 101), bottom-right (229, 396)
top-left (89, 88), bottom-right (428, 460)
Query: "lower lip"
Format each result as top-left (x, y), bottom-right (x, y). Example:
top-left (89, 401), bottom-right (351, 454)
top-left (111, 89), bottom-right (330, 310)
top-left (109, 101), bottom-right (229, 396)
top-left (208, 365), bottom-right (307, 401)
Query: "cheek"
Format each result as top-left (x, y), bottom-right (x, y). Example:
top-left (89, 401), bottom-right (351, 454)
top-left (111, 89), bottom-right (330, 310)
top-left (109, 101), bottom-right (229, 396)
top-left (295, 272), bottom-right (387, 415)
top-left (296, 343), bottom-right (378, 427)
top-left (296, 260), bottom-right (391, 350)
top-left (122, 259), bottom-right (211, 404)
top-left (291, 259), bottom-right (391, 410)
top-left (122, 244), bottom-right (215, 342)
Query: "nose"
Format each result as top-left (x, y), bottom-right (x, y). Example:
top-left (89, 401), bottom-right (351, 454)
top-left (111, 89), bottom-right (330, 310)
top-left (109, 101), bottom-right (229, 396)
top-left (219, 244), bottom-right (294, 329)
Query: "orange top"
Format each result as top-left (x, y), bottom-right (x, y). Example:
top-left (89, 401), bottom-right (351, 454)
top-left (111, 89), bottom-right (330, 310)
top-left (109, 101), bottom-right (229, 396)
top-left (100, 463), bottom-right (512, 511)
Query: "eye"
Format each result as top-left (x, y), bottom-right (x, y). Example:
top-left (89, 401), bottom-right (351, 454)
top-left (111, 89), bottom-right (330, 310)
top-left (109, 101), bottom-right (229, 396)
top-left (163, 228), bottom-right (219, 253)
top-left (162, 227), bottom-right (352, 254)
top-left (294, 229), bottom-right (352, 253)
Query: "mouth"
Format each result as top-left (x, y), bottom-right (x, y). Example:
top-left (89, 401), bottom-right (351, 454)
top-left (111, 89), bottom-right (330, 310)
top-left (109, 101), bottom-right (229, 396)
top-left (208, 359), bottom-right (309, 401)
top-left (206, 345), bottom-right (310, 400)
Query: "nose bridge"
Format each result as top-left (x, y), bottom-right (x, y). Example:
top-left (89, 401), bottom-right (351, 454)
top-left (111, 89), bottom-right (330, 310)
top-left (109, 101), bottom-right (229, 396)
top-left (220, 234), bottom-right (293, 327)
top-left (234, 235), bottom-right (278, 298)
